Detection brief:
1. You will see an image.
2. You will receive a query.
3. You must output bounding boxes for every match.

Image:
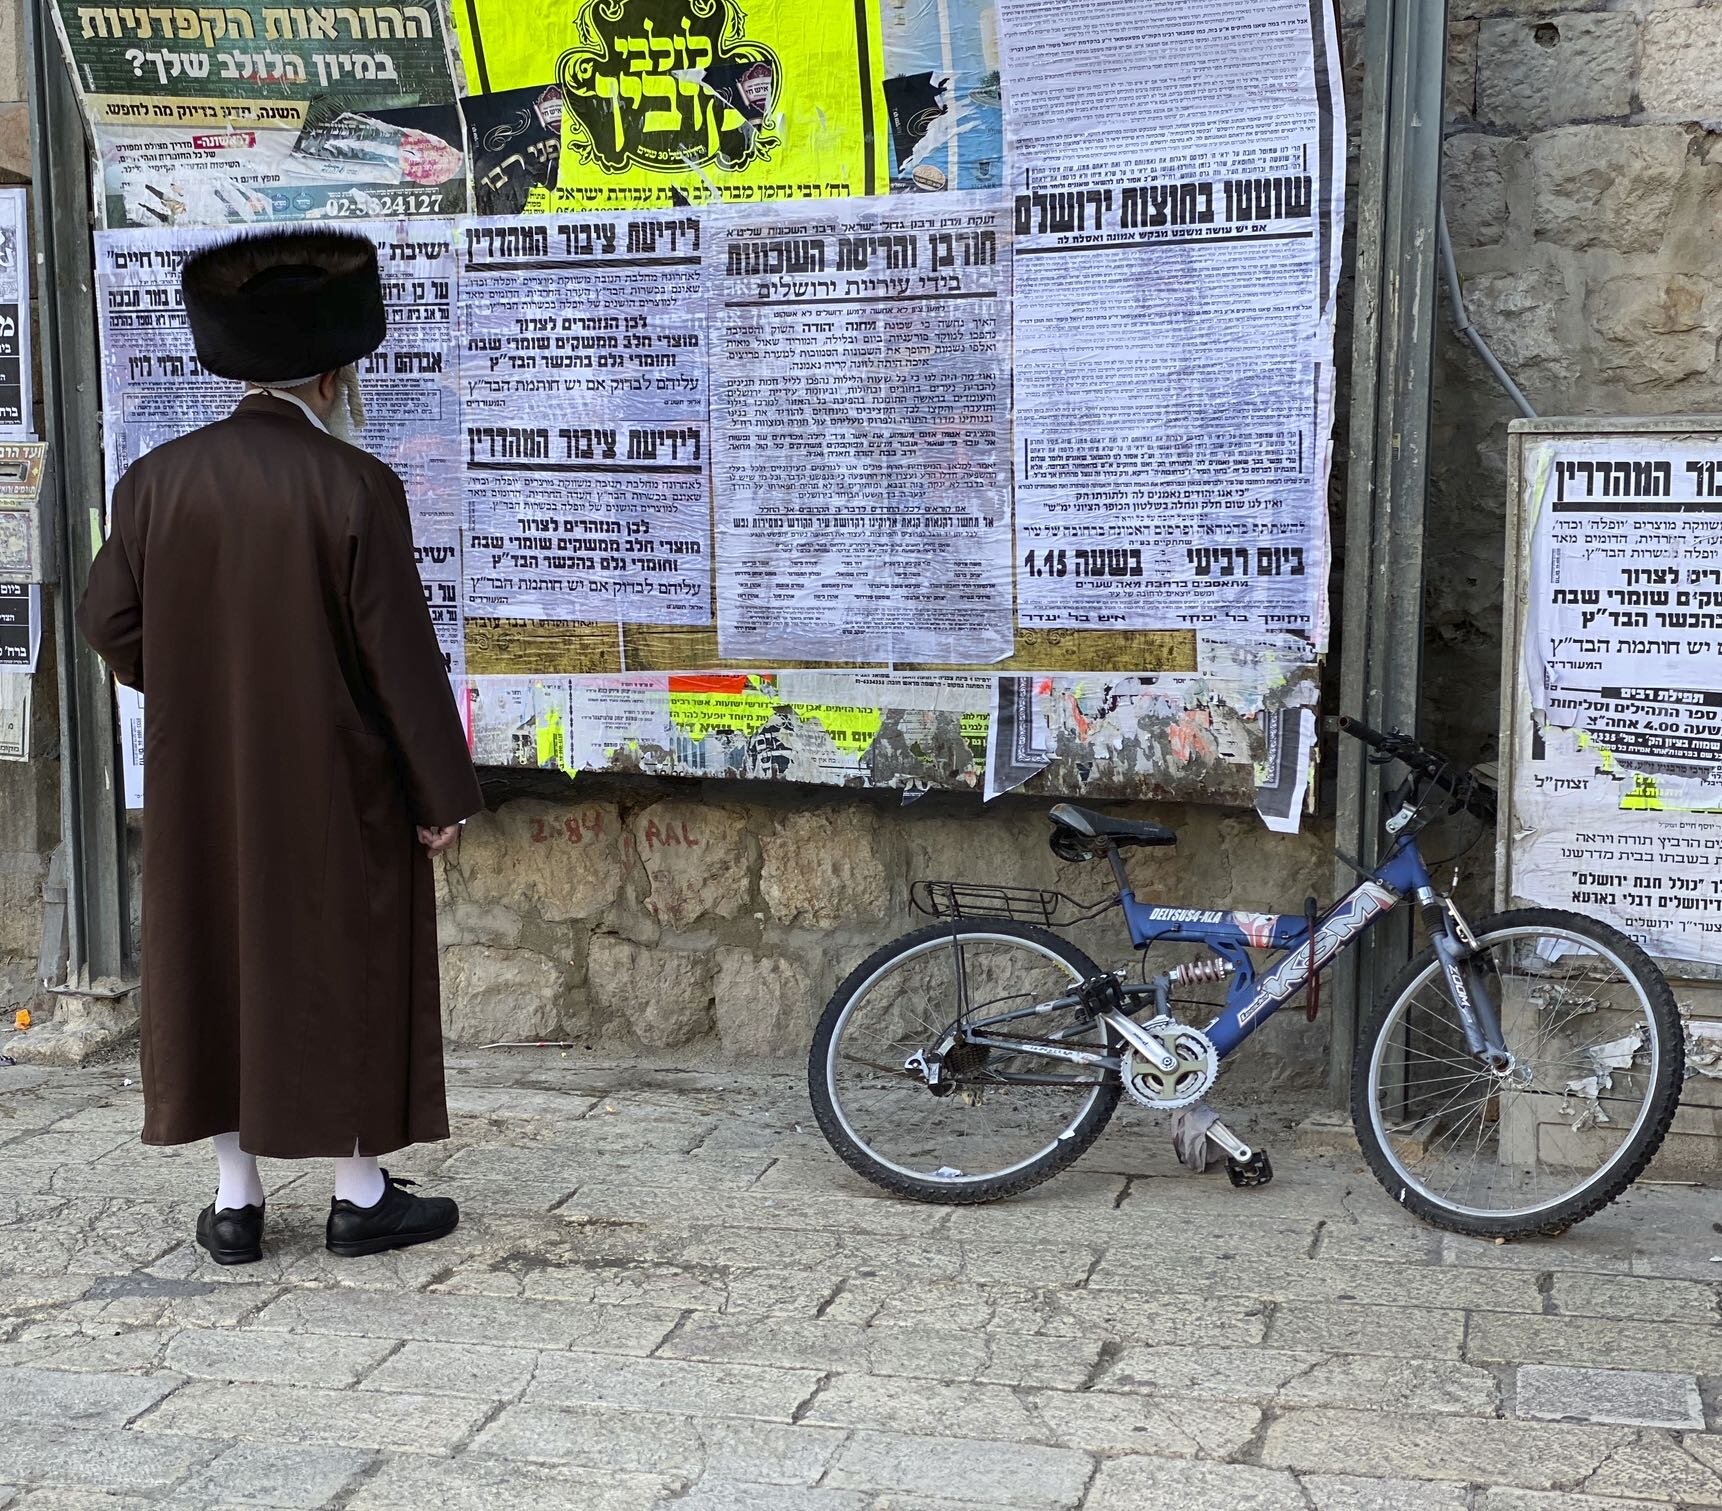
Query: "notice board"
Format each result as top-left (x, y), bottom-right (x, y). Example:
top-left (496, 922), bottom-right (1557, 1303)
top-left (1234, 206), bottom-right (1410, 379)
top-left (70, 0), bottom-right (1345, 821)
top-left (1501, 415), bottom-right (1722, 970)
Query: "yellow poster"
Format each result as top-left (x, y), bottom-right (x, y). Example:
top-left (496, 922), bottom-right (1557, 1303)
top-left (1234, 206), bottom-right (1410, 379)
top-left (451, 0), bottom-right (888, 210)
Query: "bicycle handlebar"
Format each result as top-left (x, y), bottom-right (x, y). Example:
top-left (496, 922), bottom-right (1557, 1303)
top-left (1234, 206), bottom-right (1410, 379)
top-left (1338, 716), bottom-right (1498, 823)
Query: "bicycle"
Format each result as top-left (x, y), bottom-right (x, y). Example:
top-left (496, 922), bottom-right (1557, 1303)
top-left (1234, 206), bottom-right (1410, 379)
top-left (808, 717), bottom-right (1684, 1238)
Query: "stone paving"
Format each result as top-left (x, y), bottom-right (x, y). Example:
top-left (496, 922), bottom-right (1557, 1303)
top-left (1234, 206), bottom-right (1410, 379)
top-left (0, 1050), bottom-right (1718, 1510)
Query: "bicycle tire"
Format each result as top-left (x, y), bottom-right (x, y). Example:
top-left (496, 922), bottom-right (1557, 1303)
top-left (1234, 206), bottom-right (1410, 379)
top-left (1351, 907), bottom-right (1683, 1239)
top-left (809, 918), bottom-right (1121, 1205)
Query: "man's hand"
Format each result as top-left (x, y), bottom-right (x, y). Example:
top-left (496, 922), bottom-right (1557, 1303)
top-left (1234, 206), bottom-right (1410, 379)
top-left (417, 824), bottom-right (461, 856)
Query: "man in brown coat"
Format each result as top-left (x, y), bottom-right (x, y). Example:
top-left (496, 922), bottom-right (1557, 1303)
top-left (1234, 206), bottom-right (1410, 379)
top-left (78, 230), bottom-right (483, 1264)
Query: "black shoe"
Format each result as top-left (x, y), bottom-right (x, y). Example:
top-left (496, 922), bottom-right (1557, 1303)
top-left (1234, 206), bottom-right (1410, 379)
top-left (326, 1171), bottom-right (459, 1258)
top-left (196, 1201), bottom-right (265, 1265)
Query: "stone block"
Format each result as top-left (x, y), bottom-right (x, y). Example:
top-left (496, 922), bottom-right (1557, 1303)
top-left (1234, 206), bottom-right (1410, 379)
top-left (1459, 262), bottom-right (1577, 391)
top-left (1447, 22), bottom-right (1479, 124)
top-left (174, 1443), bottom-right (376, 1509)
top-left (439, 944), bottom-right (571, 1046)
top-left (1443, 133), bottom-right (1511, 249)
top-left (825, 1431), bottom-right (1093, 1508)
top-left (1586, 271), bottom-right (1720, 390)
top-left (454, 799), bottom-right (622, 923)
top-left (630, 800), bottom-right (753, 926)
top-left (0, 1364), bottom-right (180, 1429)
top-left (1530, 125), bottom-right (1688, 256)
top-left (526, 1350), bottom-right (822, 1421)
top-left (1479, 16), bottom-right (1637, 129)
top-left (0, 855), bottom-right (44, 957)
top-left (588, 934), bottom-right (714, 1047)
top-left (162, 1327), bottom-right (393, 1387)
top-left (347, 1453), bottom-right (679, 1511)
top-left (713, 948), bottom-right (815, 1058)
top-left (0, 1427), bottom-right (220, 1493)
top-left (1514, 1364), bottom-right (1704, 1429)
top-left (760, 808), bottom-right (891, 926)
top-left (438, 899), bottom-right (524, 948)
top-left (359, 1340), bottom-right (539, 1399)
top-left (137, 1379), bottom-right (491, 1454)
top-left (1641, 11), bottom-right (1722, 120)
top-left (1089, 1457), bottom-right (1307, 1511)
top-left (0, 104), bottom-right (25, 183)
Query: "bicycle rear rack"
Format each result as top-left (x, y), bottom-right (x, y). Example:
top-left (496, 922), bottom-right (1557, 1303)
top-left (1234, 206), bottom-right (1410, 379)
top-left (910, 880), bottom-right (1118, 927)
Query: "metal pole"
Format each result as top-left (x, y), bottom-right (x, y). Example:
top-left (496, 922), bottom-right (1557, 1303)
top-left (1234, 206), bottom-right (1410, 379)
top-left (25, 0), bottom-right (130, 981)
top-left (1329, 0), bottom-right (1448, 1102)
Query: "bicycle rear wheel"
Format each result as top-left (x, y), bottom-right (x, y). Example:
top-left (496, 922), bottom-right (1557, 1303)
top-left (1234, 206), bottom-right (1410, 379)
top-left (809, 919), bottom-right (1120, 1204)
top-left (1353, 908), bottom-right (1682, 1238)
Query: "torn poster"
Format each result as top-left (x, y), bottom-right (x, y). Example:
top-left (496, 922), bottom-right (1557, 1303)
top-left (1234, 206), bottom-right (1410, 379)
top-left (52, 0), bottom-right (466, 228)
top-left (1513, 435), bottom-right (1722, 963)
top-left (118, 685), bottom-right (145, 808)
top-left (709, 196), bottom-right (1016, 663)
top-left (0, 582), bottom-right (41, 672)
top-left (0, 443), bottom-right (47, 582)
top-left (0, 671), bottom-right (27, 759)
top-left (93, 220), bottom-right (467, 676)
top-left (458, 213), bottom-right (712, 629)
top-left (881, 0), bottom-right (1006, 194)
top-left (0, 189), bottom-right (32, 438)
top-left (1000, 0), bottom-right (1343, 647)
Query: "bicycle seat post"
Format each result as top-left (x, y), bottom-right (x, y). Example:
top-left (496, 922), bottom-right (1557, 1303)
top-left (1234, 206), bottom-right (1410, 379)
top-left (1103, 841), bottom-right (1132, 902)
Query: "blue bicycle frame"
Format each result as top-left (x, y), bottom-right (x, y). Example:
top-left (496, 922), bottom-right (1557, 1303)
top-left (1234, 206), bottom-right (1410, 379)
top-left (1121, 838), bottom-right (1435, 1058)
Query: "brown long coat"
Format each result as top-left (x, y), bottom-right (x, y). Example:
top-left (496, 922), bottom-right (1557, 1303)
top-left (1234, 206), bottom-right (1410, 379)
top-left (77, 394), bottom-right (482, 1157)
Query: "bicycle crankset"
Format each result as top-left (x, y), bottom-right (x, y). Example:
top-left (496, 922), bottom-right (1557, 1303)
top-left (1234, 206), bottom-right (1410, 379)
top-left (1121, 1021), bottom-right (1218, 1110)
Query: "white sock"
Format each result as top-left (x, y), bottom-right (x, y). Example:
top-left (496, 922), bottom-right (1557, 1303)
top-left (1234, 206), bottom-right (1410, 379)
top-left (333, 1141), bottom-right (386, 1207)
top-left (213, 1131), bottom-right (264, 1211)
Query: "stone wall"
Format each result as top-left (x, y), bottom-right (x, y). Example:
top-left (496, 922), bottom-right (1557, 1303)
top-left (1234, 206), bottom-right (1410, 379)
top-left (435, 780), bottom-right (1336, 1088)
top-left (1417, 0), bottom-right (1722, 763)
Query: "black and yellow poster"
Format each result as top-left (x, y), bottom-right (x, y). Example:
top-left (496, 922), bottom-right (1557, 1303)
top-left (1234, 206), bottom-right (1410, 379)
top-left (453, 0), bottom-right (888, 212)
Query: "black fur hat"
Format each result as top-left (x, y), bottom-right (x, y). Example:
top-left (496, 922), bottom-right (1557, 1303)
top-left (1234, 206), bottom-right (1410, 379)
top-left (181, 229), bottom-right (386, 383)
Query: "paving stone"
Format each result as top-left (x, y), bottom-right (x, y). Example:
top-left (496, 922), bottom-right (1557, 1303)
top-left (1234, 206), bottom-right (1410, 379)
top-left (1582, 1427), bottom-right (1722, 1504)
top-left (1035, 1289), bottom-right (1271, 1347)
top-left (1476, 1491), bottom-right (1675, 1511)
top-left (0, 1365), bottom-right (182, 1428)
top-left (560, 1183), bottom-right (950, 1238)
top-left (249, 1285), bottom-right (679, 1355)
top-left (6, 1492), bottom-right (160, 1510)
top-left (1258, 1407), bottom-right (1632, 1490)
top-left (1516, 1362), bottom-right (1704, 1429)
top-left (0, 1327), bottom-right (176, 1374)
top-left (359, 1340), bottom-right (539, 1399)
top-left (343, 1452), bottom-right (679, 1510)
top-left (471, 1402), bottom-right (846, 1484)
top-left (1267, 1302), bottom-right (1469, 1359)
top-left (1277, 1354), bottom-right (1502, 1416)
top-left (1087, 1456), bottom-right (1307, 1511)
top-left (677, 1486), bottom-right (867, 1511)
top-left (825, 1431), bottom-right (1093, 1509)
top-left (172, 1442), bottom-right (376, 1508)
top-left (1466, 1312), bottom-right (1722, 1376)
top-left (1026, 1389), bottom-right (1262, 1459)
top-left (136, 1380), bottom-right (491, 1454)
top-left (528, 1351), bottom-right (823, 1422)
top-left (1101, 1344), bottom-right (1324, 1401)
top-left (1549, 1271), bottom-right (1722, 1324)
top-left (163, 1327), bottom-right (394, 1387)
top-left (0, 1428), bottom-right (221, 1492)
top-left (1302, 1474), bottom-right (1470, 1510)
top-left (801, 1375), bottom-right (1047, 1442)
top-left (659, 1314), bottom-right (1101, 1390)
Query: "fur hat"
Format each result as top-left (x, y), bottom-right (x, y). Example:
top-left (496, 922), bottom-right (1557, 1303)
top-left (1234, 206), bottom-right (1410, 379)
top-left (181, 229), bottom-right (386, 384)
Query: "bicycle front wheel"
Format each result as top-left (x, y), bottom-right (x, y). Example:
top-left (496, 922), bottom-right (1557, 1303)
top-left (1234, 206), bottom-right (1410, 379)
top-left (1353, 908), bottom-right (1683, 1238)
top-left (809, 919), bottom-right (1120, 1204)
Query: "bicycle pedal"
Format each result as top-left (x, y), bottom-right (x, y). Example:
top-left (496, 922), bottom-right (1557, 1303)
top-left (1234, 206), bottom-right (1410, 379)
top-left (1226, 1149), bottom-right (1274, 1188)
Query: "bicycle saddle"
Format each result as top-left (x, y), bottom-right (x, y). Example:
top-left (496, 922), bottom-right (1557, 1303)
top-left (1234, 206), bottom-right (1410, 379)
top-left (1049, 803), bottom-right (1177, 848)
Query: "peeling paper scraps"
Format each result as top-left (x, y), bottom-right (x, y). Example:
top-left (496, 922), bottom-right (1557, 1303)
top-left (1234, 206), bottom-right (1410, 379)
top-left (1560, 1026), bottom-right (1646, 1131)
top-left (1685, 1016), bottom-right (1722, 1079)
